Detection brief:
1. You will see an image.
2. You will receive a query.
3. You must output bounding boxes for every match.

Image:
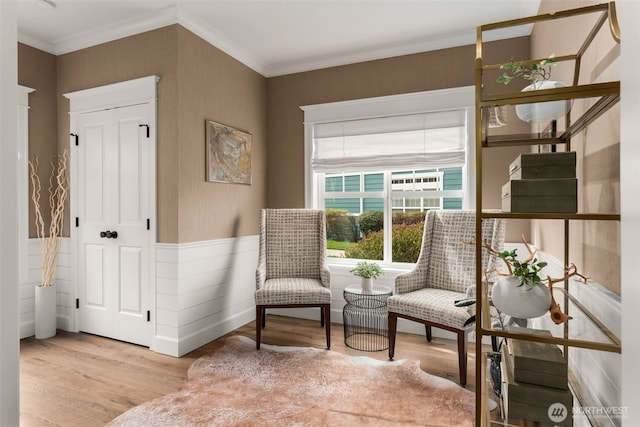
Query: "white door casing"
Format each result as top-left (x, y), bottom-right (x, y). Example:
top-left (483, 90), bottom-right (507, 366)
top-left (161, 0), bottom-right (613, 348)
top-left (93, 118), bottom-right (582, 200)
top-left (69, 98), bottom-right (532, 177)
top-left (66, 76), bottom-right (158, 348)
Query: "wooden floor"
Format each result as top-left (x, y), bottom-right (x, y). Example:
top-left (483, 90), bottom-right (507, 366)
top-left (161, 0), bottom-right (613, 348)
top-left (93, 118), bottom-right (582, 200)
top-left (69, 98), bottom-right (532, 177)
top-left (20, 315), bottom-right (481, 426)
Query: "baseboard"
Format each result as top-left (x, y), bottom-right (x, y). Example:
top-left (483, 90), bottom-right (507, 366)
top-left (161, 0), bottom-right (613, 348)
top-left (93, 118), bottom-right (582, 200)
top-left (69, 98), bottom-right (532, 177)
top-left (153, 307), bottom-right (255, 357)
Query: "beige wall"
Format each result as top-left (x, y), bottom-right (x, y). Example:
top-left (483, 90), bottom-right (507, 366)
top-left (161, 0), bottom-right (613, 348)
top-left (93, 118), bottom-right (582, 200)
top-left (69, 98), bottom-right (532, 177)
top-left (56, 25), bottom-right (181, 242)
top-left (266, 38), bottom-right (531, 242)
top-left (25, 24), bottom-right (268, 243)
top-left (176, 27), bottom-right (267, 241)
top-left (18, 43), bottom-right (58, 238)
top-left (531, 0), bottom-right (620, 294)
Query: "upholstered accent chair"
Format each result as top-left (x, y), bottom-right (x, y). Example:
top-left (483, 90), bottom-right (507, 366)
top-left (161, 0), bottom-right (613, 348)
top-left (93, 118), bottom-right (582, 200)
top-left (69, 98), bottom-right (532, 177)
top-left (255, 209), bottom-right (332, 350)
top-left (387, 210), bottom-right (505, 386)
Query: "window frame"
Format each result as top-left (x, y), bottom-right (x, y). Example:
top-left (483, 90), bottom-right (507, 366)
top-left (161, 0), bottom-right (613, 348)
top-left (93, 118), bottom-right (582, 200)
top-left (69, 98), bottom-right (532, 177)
top-left (301, 87), bottom-right (476, 268)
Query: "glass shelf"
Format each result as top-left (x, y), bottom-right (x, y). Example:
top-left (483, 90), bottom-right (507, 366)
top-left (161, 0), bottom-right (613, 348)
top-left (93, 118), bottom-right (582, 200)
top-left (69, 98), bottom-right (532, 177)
top-left (480, 83), bottom-right (620, 148)
top-left (478, 284), bottom-right (621, 355)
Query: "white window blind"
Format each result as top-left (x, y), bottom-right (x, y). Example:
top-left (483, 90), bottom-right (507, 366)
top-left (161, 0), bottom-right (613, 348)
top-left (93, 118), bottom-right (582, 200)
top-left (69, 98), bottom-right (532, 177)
top-left (312, 109), bottom-right (466, 173)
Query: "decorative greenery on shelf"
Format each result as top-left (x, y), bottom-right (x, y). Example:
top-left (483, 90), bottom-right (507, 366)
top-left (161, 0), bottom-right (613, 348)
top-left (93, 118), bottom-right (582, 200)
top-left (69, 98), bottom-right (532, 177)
top-left (464, 233), bottom-right (589, 325)
top-left (496, 53), bottom-right (556, 85)
top-left (350, 261), bottom-right (384, 280)
top-left (496, 248), bottom-right (547, 288)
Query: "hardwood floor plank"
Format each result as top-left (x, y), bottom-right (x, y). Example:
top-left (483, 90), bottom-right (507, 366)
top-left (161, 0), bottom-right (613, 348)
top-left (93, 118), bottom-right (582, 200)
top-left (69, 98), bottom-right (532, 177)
top-left (20, 316), bottom-right (482, 426)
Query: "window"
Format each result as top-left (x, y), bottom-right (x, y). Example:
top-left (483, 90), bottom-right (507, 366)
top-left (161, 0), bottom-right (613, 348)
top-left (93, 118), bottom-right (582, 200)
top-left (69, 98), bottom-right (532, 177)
top-left (302, 87), bottom-right (475, 265)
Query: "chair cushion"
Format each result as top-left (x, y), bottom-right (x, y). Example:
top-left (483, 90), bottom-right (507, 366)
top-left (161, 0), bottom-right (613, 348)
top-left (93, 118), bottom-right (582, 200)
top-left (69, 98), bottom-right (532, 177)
top-left (387, 288), bottom-right (474, 330)
top-left (255, 278), bottom-right (332, 306)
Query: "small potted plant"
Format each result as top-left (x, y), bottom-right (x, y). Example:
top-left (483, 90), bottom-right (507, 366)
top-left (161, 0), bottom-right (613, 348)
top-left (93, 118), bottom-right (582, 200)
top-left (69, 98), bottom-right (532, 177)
top-left (350, 261), bottom-right (384, 294)
top-left (496, 53), bottom-right (570, 122)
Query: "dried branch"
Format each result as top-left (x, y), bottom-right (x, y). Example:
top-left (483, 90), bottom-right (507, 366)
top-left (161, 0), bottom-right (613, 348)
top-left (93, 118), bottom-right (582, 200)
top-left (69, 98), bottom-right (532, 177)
top-left (29, 150), bottom-right (69, 287)
top-left (546, 264), bottom-right (589, 324)
top-left (464, 237), bottom-right (513, 274)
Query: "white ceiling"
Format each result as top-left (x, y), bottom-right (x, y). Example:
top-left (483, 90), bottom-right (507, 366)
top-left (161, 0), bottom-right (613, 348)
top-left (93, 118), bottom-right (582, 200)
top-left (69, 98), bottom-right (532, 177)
top-left (17, 0), bottom-right (541, 77)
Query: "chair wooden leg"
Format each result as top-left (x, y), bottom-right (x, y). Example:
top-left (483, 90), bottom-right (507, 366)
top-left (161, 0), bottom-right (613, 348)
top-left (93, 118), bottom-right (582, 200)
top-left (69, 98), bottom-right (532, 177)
top-left (261, 308), bottom-right (266, 329)
top-left (320, 307), bottom-right (325, 327)
top-left (256, 306), bottom-right (262, 350)
top-left (320, 304), bottom-right (330, 349)
top-left (425, 325), bottom-right (432, 342)
top-left (388, 312), bottom-right (398, 360)
top-left (457, 330), bottom-right (468, 386)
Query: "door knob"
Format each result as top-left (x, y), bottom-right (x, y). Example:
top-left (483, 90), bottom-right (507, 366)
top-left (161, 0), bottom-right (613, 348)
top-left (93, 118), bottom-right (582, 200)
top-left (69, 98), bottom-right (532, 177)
top-left (105, 230), bottom-right (118, 239)
top-left (100, 231), bottom-right (106, 238)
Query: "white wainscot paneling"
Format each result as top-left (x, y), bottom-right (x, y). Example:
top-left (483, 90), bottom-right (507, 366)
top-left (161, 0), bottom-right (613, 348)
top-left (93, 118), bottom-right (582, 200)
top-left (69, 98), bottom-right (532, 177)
top-left (21, 238), bottom-right (73, 338)
top-left (153, 235), bottom-right (258, 357)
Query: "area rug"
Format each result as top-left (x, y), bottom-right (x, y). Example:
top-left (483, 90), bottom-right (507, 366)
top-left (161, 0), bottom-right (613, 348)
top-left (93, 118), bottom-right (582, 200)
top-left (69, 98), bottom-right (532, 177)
top-left (107, 335), bottom-right (476, 426)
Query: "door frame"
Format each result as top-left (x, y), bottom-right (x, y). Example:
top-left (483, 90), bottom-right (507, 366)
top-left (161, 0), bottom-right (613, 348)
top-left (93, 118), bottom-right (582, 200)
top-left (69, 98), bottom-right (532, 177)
top-left (64, 75), bottom-right (159, 350)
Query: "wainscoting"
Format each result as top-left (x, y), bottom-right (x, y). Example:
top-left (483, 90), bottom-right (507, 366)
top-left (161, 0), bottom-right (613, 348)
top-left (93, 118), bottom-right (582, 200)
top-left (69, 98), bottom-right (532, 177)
top-left (19, 236), bottom-right (258, 358)
top-left (20, 238), bottom-right (73, 339)
top-left (153, 236), bottom-right (258, 356)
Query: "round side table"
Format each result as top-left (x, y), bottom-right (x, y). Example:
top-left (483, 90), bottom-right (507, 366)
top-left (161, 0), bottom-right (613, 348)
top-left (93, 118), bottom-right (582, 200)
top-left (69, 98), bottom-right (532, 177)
top-left (343, 284), bottom-right (392, 351)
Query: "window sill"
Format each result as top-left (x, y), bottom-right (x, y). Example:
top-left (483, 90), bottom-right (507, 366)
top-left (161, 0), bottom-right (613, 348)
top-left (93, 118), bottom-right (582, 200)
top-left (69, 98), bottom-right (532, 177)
top-left (327, 257), bottom-right (414, 275)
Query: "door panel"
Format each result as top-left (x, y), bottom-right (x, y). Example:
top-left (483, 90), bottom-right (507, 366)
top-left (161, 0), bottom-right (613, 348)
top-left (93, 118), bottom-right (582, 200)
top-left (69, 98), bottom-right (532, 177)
top-left (85, 244), bottom-right (105, 306)
top-left (77, 103), bottom-right (150, 346)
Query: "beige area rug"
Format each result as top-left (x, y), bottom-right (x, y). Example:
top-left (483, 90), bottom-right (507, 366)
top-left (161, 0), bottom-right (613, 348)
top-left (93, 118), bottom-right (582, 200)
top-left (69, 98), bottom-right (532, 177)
top-left (107, 335), bottom-right (476, 426)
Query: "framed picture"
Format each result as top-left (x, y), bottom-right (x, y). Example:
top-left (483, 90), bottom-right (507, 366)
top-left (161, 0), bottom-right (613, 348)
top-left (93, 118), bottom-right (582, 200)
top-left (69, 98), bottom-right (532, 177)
top-left (205, 120), bottom-right (252, 184)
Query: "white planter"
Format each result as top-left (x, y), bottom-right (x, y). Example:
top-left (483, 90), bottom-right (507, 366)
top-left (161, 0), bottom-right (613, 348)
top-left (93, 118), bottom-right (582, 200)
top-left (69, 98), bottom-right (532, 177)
top-left (361, 277), bottom-right (373, 294)
top-left (35, 284), bottom-right (57, 339)
top-left (491, 276), bottom-right (551, 319)
top-left (515, 80), bottom-right (571, 122)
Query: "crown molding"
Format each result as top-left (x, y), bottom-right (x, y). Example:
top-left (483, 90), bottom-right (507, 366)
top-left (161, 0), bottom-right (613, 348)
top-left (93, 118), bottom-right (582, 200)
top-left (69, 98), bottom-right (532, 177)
top-left (17, 5), bottom-right (532, 77)
top-left (17, 31), bottom-right (55, 54)
top-left (21, 6), bottom-right (177, 56)
top-left (176, 6), bottom-right (269, 77)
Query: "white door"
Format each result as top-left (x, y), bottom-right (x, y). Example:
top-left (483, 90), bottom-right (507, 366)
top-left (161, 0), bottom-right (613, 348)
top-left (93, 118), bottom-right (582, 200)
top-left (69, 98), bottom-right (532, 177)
top-left (77, 103), bottom-right (151, 346)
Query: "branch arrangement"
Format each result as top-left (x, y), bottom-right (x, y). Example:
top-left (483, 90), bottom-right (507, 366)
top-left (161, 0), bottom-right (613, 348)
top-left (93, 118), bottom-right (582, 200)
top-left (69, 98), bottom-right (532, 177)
top-left (29, 150), bottom-right (69, 287)
top-left (468, 234), bottom-right (589, 324)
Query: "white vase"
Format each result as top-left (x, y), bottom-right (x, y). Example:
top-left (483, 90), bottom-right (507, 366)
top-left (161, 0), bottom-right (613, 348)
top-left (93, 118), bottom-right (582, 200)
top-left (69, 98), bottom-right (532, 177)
top-left (515, 80), bottom-right (571, 122)
top-left (35, 284), bottom-right (57, 339)
top-left (361, 277), bottom-right (373, 294)
top-left (491, 276), bottom-right (551, 319)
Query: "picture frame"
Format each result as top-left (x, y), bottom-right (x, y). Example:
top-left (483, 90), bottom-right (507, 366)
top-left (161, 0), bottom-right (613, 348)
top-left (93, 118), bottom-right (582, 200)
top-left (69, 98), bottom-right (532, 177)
top-left (205, 120), bottom-right (252, 185)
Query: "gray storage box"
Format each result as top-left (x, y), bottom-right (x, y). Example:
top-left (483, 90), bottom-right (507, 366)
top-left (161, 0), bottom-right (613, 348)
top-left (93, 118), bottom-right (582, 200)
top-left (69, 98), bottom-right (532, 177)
top-left (502, 346), bottom-right (573, 426)
top-left (509, 152), bottom-right (576, 180)
top-left (502, 178), bottom-right (577, 213)
top-left (508, 336), bottom-right (568, 389)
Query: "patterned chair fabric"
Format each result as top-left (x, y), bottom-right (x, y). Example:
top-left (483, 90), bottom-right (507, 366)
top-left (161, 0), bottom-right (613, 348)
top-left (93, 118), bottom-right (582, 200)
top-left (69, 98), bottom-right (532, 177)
top-left (387, 209), bottom-right (505, 386)
top-left (255, 209), bottom-right (332, 349)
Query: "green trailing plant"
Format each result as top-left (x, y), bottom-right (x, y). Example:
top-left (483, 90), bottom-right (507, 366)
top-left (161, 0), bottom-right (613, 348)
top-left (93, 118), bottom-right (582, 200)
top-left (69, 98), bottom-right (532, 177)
top-left (496, 53), bottom-right (556, 85)
top-left (350, 261), bottom-right (384, 280)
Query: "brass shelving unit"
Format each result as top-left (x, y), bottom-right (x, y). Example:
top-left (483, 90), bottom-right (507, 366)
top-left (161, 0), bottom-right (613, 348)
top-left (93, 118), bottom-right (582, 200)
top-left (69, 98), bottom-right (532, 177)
top-left (474, 3), bottom-right (621, 425)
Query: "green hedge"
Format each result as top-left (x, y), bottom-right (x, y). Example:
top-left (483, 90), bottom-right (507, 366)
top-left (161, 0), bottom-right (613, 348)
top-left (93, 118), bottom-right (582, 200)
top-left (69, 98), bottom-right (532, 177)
top-left (357, 211), bottom-right (383, 236)
top-left (344, 230), bottom-right (383, 260)
top-left (392, 211), bottom-right (426, 225)
top-left (325, 209), bottom-right (357, 242)
top-left (344, 222), bottom-right (423, 263)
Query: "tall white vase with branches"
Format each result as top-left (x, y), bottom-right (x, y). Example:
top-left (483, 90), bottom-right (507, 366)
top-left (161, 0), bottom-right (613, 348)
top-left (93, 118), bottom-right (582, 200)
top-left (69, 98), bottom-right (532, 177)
top-left (29, 150), bottom-right (69, 339)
